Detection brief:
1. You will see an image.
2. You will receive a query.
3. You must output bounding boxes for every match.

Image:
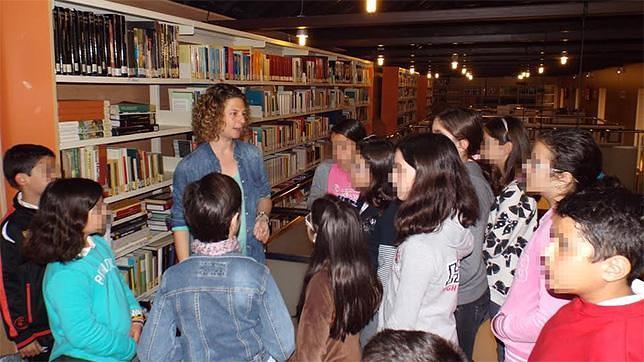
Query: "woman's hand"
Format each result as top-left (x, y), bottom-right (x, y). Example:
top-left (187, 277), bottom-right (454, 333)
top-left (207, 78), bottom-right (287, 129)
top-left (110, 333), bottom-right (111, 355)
top-left (130, 321), bottom-right (143, 343)
top-left (253, 215), bottom-right (270, 244)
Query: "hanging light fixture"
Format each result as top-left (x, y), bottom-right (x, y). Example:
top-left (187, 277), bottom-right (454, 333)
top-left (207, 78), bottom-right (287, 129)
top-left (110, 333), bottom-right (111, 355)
top-left (296, 28), bottom-right (308, 46)
top-left (451, 53), bottom-right (459, 70)
top-left (377, 55), bottom-right (384, 66)
top-left (525, 68), bottom-right (531, 78)
top-left (366, 0), bottom-right (377, 13)
top-left (538, 63), bottom-right (545, 74)
top-left (410, 65), bottom-right (415, 74)
top-left (461, 65), bottom-right (467, 75)
top-left (427, 71), bottom-right (431, 79)
top-left (518, 73), bottom-right (524, 80)
top-left (434, 72), bottom-right (440, 79)
top-left (560, 51), bottom-right (568, 65)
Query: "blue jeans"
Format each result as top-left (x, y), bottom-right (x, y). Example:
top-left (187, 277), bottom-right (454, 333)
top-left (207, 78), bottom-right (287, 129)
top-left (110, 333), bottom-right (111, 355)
top-left (455, 289), bottom-right (490, 361)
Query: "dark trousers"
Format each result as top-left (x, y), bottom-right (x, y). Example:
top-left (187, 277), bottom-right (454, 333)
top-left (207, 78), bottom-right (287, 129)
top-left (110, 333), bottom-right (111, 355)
top-left (455, 288), bottom-right (490, 361)
top-left (489, 301), bottom-right (505, 362)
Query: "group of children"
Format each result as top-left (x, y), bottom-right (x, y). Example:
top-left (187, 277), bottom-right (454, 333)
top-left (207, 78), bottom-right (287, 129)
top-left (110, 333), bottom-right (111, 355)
top-left (0, 86), bottom-right (641, 362)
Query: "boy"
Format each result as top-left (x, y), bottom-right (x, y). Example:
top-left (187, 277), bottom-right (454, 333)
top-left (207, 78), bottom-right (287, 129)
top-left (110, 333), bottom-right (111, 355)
top-left (362, 329), bottom-right (468, 362)
top-left (0, 144), bottom-right (57, 361)
top-left (530, 182), bottom-right (643, 361)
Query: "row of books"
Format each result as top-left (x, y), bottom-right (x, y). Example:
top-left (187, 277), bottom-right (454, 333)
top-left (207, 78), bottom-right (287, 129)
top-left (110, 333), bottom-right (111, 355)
top-left (264, 142), bottom-right (328, 186)
top-left (60, 146), bottom-right (165, 197)
top-left (399, 87), bottom-right (416, 98)
top-left (145, 191), bottom-right (172, 232)
top-left (108, 190), bottom-right (171, 249)
top-left (247, 116), bottom-right (330, 154)
top-left (116, 237), bottom-right (177, 297)
top-left (245, 88), bottom-right (345, 118)
top-left (344, 88), bottom-right (369, 105)
top-left (53, 6), bottom-right (179, 78)
top-left (399, 71), bottom-right (418, 88)
top-left (109, 102), bottom-right (158, 136)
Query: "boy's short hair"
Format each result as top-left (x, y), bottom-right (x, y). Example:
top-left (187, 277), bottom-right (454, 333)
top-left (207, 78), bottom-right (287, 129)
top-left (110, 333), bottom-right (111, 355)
top-left (556, 179), bottom-right (643, 283)
top-left (2, 144), bottom-right (55, 188)
top-left (362, 329), bottom-right (468, 362)
top-left (183, 172), bottom-right (241, 243)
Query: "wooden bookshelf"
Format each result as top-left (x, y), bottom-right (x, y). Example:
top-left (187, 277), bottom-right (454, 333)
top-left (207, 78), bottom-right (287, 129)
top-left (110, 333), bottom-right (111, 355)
top-left (377, 67), bottom-right (419, 136)
top-left (59, 126), bottom-right (192, 150)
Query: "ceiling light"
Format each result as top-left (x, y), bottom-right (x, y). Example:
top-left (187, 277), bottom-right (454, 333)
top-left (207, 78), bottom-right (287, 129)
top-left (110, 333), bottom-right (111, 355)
top-left (451, 53), bottom-right (459, 70)
top-left (461, 66), bottom-right (467, 75)
top-left (366, 0), bottom-right (377, 13)
top-left (427, 72), bottom-right (431, 79)
top-left (518, 74), bottom-right (524, 80)
top-left (538, 64), bottom-right (545, 74)
top-left (377, 56), bottom-right (384, 66)
top-left (617, 66), bottom-right (624, 74)
top-left (560, 51), bottom-right (568, 65)
top-left (410, 65), bottom-right (415, 74)
top-left (434, 72), bottom-right (440, 79)
top-left (525, 69), bottom-right (530, 78)
top-left (296, 28), bottom-right (308, 46)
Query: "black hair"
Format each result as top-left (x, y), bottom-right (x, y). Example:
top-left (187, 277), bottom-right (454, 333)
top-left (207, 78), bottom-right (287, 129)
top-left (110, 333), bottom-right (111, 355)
top-left (331, 118), bottom-right (367, 143)
top-left (481, 117), bottom-right (531, 195)
top-left (22, 178), bottom-right (103, 264)
top-left (2, 144), bottom-right (55, 188)
top-left (363, 329), bottom-right (468, 362)
top-left (357, 138), bottom-right (395, 210)
top-left (395, 133), bottom-right (479, 243)
top-left (537, 128), bottom-right (602, 193)
top-left (556, 178), bottom-right (643, 283)
top-left (183, 172), bottom-right (241, 243)
top-left (433, 108), bottom-right (483, 158)
top-left (296, 195), bottom-right (382, 341)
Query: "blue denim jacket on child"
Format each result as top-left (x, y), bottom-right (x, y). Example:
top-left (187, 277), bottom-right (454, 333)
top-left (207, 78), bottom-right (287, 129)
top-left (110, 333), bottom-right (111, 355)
top-left (170, 141), bottom-right (271, 263)
top-left (137, 253), bottom-right (295, 362)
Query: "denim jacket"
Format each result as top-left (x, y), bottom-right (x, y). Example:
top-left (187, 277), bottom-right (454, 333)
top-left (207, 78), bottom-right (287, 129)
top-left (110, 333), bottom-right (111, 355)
top-left (137, 253), bottom-right (295, 362)
top-left (170, 141), bottom-right (271, 263)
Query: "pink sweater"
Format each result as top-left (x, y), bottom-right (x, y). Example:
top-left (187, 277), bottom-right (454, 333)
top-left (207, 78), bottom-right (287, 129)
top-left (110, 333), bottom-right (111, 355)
top-left (491, 209), bottom-right (571, 362)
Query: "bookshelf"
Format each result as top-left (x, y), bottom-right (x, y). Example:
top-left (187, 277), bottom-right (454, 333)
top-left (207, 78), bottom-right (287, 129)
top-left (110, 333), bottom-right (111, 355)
top-left (42, 0), bottom-right (373, 300)
top-left (377, 67), bottom-right (419, 136)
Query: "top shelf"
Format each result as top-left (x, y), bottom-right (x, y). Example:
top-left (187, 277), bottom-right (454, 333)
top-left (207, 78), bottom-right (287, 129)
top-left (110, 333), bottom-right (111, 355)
top-left (55, 75), bottom-right (371, 88)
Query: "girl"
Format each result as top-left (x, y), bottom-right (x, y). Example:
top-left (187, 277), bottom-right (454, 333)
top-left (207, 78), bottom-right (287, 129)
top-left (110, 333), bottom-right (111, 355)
top-left (292, 195), bottom-right (382, 361)
top-left (22, 178), bottom-right (141, 362)
top-left (432, 108), bottom-right (494, 359)
top-left (480, 118), bottom-right (538, 316)
top-left (171, 83), bottom-right (271, 264)
top-left (380, 133), bottom-right (478, 344)
top-left (307, 118), bottom-right (367, 208)
top-left (492, 128), bottom-right (604, 362)
top-left (138, 173), bottom-right (294, 362)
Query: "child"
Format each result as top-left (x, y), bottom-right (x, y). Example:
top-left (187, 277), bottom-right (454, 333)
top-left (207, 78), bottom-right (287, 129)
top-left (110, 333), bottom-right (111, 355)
top-left (492, 129), bottom-right (604, 361)
top-left (480, 117), bottom-right (537, 360)
top-left (21, 178), bottom-right (142, 362)
top-left (292, 195), bottom-right (382, 361)
top-left (138, 172), bottom-right (294, 361)
top-left (363, 329), bottom-right (468, 362)
top-left (530, 181), bottom-right (643, 361)
top-left (433, 108), bottom-right (494, 359)
top-left (380, 133), bottom-right (477, 344)
top-left (0, 144), bottom-right (56, 361)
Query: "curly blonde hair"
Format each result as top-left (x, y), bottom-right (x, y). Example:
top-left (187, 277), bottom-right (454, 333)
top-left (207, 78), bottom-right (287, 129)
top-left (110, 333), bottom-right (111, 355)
top-left (192, 84), bottom-right (249, 143)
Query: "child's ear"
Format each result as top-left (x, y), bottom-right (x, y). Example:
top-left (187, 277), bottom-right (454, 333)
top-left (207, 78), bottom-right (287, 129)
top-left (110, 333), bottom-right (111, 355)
top-left (502, 141), bottom-right (514, 157)
top-left (228, 212), bottom-right (240, 240)
top-left (600, 255), bottom-right (632, 283)
top-left (457, 138), bottom-right (470, 155)
top-left (14, 172), bottom-right (29, 187)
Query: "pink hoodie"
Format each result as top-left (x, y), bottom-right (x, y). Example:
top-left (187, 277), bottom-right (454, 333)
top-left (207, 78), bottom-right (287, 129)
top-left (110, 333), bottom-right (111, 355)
top-left (491, 209), bottom-right (571, 362)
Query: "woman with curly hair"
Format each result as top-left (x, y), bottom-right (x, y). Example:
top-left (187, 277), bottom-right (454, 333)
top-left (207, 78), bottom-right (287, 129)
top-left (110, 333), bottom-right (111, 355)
top-left (170, 84), bottom-right (272, 263)
top-left (379, 133), bottom-right (478, 344)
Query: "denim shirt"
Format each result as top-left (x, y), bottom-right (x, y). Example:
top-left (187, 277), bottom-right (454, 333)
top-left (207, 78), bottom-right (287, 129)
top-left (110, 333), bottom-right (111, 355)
top-left (137, 253), bottom-right (295, 362)
top-left (170, 141), bottom-right (271, 263)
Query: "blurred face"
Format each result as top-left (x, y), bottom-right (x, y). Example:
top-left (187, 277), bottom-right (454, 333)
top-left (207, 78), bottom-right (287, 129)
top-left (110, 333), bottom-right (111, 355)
top-left (20, 156), bottom-right (58, 198)
top-left (432, 119), bottom-right (468, 162)
top-left (481, 132), bottom-right (511, 168)
top-left (349, 153), bottom-right (370, 189)
top-left (331, 133), bottom-right (356, 170)
top-left (544, 215), bottom-right (603, 295)
top-left (526, 141), bottom-right (571, 200)
top-left (393, 150), bottom-right (416, 201)
top-left (84, 198), bottom-right (108, 235)
top-left (219, 97), bottom-right (247, 140)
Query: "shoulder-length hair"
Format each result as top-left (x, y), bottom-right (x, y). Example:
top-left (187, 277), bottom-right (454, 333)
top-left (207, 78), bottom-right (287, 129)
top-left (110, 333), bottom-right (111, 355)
top-left (434, 108), bottom-right (483, 158)
top-left (296, 195), bottom-right (382, 341)
top-left (358, 137), bottom-right (395, 210)
top-left (192, 83), bottom-right (249, 143)
top-left (482, 117), bottom-right (531, 195)
top-left (22, 178), bottom-right (103, 264)
top-left (395, 133), bottom-right (479, 243)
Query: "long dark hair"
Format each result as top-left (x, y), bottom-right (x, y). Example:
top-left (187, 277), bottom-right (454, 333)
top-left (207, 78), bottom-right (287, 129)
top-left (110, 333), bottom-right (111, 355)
top-left (22, 178), bottom-right (103, 264)
top-left (331, 118), bottom-right (367, 143)
top-left (537, 128), bottom-right (602, 193)
top-left (358, 138), bottom-right (395, 210)
top-left (395, 133), bottom-right (479, 243)
top-left (482, 117), bottom-right (531, 195)
top-left (296, 195), bottom-right (382, 341)
top-left (434, 108), bottom-right (483, 158)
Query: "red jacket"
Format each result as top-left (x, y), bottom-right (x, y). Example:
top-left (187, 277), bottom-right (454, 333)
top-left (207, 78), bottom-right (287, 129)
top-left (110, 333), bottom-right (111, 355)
top-left (530, 295), bottom-right (644, 361)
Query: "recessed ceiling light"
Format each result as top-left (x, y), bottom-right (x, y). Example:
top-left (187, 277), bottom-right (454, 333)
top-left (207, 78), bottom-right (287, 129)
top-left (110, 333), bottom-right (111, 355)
top-left (378, 44), bottom-right (383, 47)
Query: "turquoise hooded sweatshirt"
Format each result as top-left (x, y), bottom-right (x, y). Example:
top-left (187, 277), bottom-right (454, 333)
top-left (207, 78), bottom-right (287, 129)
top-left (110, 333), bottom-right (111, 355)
top-left (43, 235), bottom-right (141, 362)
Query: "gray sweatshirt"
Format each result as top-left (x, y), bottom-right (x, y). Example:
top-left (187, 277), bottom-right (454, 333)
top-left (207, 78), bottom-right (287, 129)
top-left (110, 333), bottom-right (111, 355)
top-left (458, 161), bottom-right (495, 305)
top-left (379, 217), bottom-right (474, 344)
top-left (306, 160), bottom-right (333, 209)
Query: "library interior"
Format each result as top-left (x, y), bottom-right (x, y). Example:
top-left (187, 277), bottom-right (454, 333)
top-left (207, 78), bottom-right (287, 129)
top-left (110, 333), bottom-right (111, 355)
top-left (0, 0), bottom-right (642, 361)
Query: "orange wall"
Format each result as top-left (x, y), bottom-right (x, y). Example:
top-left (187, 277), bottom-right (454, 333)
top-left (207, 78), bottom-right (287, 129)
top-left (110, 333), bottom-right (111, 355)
top-left (377, 67), bottom-right (399, 136)
top-left (416, 76), bottom-right (427, 122)
top-left (0, 0), bottom-right (58, 210)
